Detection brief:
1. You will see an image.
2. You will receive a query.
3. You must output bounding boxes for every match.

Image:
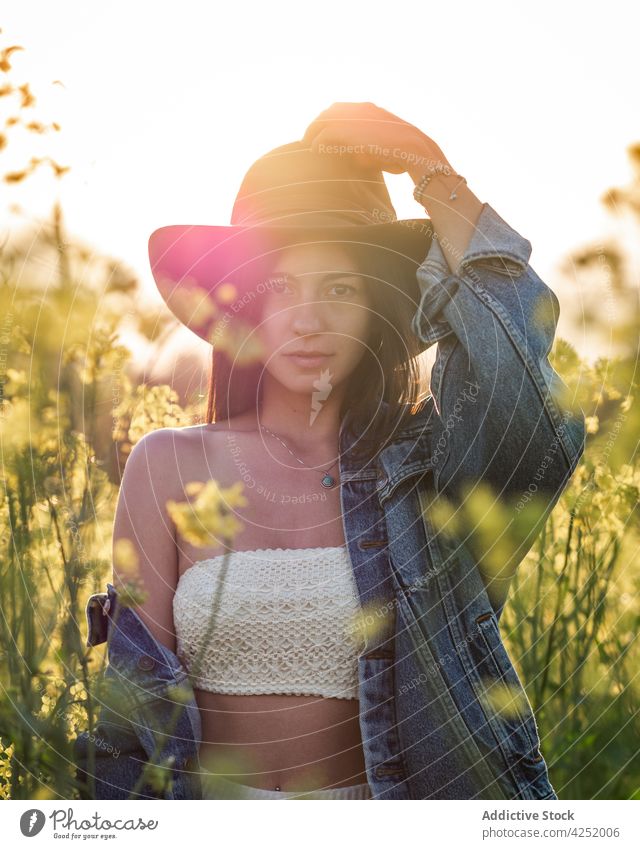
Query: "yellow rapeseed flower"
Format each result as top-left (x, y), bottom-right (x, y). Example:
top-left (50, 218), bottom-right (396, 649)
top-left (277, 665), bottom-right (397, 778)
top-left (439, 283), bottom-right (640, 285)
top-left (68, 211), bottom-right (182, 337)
top-left (167, 479), bottom-right (248, 547)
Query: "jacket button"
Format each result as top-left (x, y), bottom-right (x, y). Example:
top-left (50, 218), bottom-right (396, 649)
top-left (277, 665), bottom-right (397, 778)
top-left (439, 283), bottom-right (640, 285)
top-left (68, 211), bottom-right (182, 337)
top-left (137, 654), bottom-right (156, 671)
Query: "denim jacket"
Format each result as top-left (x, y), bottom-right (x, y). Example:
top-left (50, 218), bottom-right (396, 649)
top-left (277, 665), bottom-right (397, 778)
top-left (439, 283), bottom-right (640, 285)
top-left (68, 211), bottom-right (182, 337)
top-left (73, 202), bottom-right (586, 800)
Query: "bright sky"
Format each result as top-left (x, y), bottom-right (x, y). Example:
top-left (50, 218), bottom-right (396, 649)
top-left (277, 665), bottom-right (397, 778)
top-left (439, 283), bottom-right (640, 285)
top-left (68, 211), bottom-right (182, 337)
top-left (3, 0), bottom-right (639, 362)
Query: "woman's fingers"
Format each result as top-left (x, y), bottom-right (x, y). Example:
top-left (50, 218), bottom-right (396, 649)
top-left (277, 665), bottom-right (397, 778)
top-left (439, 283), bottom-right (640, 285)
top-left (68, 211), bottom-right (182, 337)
top-left (302, 102), bottom-right (388, 145)
top-left (301, 102), bottom-right (431, 176)
top-left (304, 125), bottom-right (380, 171)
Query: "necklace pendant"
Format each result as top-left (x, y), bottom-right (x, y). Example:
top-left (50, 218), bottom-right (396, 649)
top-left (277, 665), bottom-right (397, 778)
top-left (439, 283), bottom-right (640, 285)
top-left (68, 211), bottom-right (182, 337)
top-left (321, 473), bottom-right (336, 488)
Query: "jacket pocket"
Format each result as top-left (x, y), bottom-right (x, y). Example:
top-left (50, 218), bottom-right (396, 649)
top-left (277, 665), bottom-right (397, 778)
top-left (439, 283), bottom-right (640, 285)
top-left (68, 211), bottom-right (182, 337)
top-left (471, 610), bottom-right (542, 759)
top-left (468, 611), bottom-right (559, 799)
top-left (72, 686), bottom-right (200, 800)
top-left (73, 719), bottom-right (156, 800)
top-left (72, 673), bottom-right (171, 800)
top-left (73, 717), bottom-right (203, 800)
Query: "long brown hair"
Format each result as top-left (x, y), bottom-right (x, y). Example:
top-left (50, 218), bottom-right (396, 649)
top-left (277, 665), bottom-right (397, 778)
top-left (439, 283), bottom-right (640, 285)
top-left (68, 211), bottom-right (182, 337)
top-left (204, 241), bottom-right (429, 462)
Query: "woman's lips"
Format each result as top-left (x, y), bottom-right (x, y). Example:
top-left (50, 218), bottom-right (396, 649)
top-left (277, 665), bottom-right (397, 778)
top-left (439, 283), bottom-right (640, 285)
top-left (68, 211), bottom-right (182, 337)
top-left (284, 353), bottom-right (334, 368)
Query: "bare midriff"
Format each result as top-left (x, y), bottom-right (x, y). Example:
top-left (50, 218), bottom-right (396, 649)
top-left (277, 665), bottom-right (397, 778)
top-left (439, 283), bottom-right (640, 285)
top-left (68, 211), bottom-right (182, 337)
top-left (194, 690), bottom-right (368, 792)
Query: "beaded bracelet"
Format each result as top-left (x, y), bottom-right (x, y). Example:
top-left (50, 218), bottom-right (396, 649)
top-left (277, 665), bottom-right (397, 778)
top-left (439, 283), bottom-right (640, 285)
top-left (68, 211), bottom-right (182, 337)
top-left (413, 163), bottom-right (468, 204)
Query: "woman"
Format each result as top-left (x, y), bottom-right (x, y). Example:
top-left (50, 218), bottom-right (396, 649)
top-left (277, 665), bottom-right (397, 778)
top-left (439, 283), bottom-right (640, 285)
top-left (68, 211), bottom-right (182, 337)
top-left (104, 102), bottom-right (585, 800)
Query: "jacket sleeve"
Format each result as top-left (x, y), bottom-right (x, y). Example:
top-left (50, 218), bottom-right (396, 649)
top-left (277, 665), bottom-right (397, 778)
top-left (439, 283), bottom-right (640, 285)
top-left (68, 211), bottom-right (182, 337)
top-left (411, 203), bottom-right (586, 609)
top-left (72, 590), bottom-right (202, 800)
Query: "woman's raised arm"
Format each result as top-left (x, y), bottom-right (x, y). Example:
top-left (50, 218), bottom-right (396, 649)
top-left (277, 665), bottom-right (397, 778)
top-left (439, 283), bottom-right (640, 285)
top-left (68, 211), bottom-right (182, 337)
top-left (410, 201), bottom-right (586, 615)
top-left (411, 202), bottom-right (585, 502)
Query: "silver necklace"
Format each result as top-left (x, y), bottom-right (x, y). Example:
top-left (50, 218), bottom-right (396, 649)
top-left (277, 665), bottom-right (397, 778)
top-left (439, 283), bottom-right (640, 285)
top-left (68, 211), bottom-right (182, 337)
top-left (259, 424), bottom-right (339, 488)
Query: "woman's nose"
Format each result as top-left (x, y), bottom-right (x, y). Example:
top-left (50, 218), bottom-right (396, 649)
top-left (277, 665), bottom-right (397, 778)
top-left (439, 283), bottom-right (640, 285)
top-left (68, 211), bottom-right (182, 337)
top-left (289, 298), bottom-right (326, 335)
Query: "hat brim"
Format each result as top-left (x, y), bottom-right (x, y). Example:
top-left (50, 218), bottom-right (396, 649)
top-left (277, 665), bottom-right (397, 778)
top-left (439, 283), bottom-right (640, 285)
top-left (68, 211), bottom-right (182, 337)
top-left (148, 219), bottom-right (435, 350)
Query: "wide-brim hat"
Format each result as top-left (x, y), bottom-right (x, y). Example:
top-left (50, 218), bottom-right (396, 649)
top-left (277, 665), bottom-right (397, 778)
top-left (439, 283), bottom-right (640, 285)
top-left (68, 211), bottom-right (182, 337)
top-left (147, 140), bottom-right (435, 353)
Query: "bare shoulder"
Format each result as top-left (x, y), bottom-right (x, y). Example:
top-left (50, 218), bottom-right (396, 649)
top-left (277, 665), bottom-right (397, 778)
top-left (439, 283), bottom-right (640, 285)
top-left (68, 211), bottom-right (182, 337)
top-left (124, 427), bottom-right (190, 496)
top-left (125, 419), bottom-right (256, 495)
top-left (132, 425), bottom-right (194, 450)
top-left (123, 424), bottom-right (230, 497)
top-left (129, 423), bottom-right (228, 462)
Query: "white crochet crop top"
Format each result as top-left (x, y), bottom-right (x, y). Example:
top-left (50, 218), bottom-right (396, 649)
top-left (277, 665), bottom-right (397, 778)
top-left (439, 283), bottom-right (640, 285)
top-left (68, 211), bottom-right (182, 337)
top-left (172, 546), bottom-right (365, 700)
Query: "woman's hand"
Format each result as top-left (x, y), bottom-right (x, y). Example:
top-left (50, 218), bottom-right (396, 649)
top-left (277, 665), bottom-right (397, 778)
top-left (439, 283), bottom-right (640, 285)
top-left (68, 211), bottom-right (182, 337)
top-left (302, 101), bottom-right (452, 180)
top-left (303, 101), bottom-right (481, 275)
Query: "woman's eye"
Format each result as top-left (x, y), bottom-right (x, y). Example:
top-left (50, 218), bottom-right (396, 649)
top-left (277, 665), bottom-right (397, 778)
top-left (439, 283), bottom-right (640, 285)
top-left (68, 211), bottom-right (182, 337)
top-left (265, 277), bottom-right (292, 294)
top-left (328, 283), bottom-right (358, 297)
top-left (263, 277), bottom-right (361, 297)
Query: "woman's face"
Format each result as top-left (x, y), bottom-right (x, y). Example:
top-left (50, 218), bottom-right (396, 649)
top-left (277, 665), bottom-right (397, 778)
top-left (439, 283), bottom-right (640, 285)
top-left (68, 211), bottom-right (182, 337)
top-left (256, 242), bottom-right (374, 393)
